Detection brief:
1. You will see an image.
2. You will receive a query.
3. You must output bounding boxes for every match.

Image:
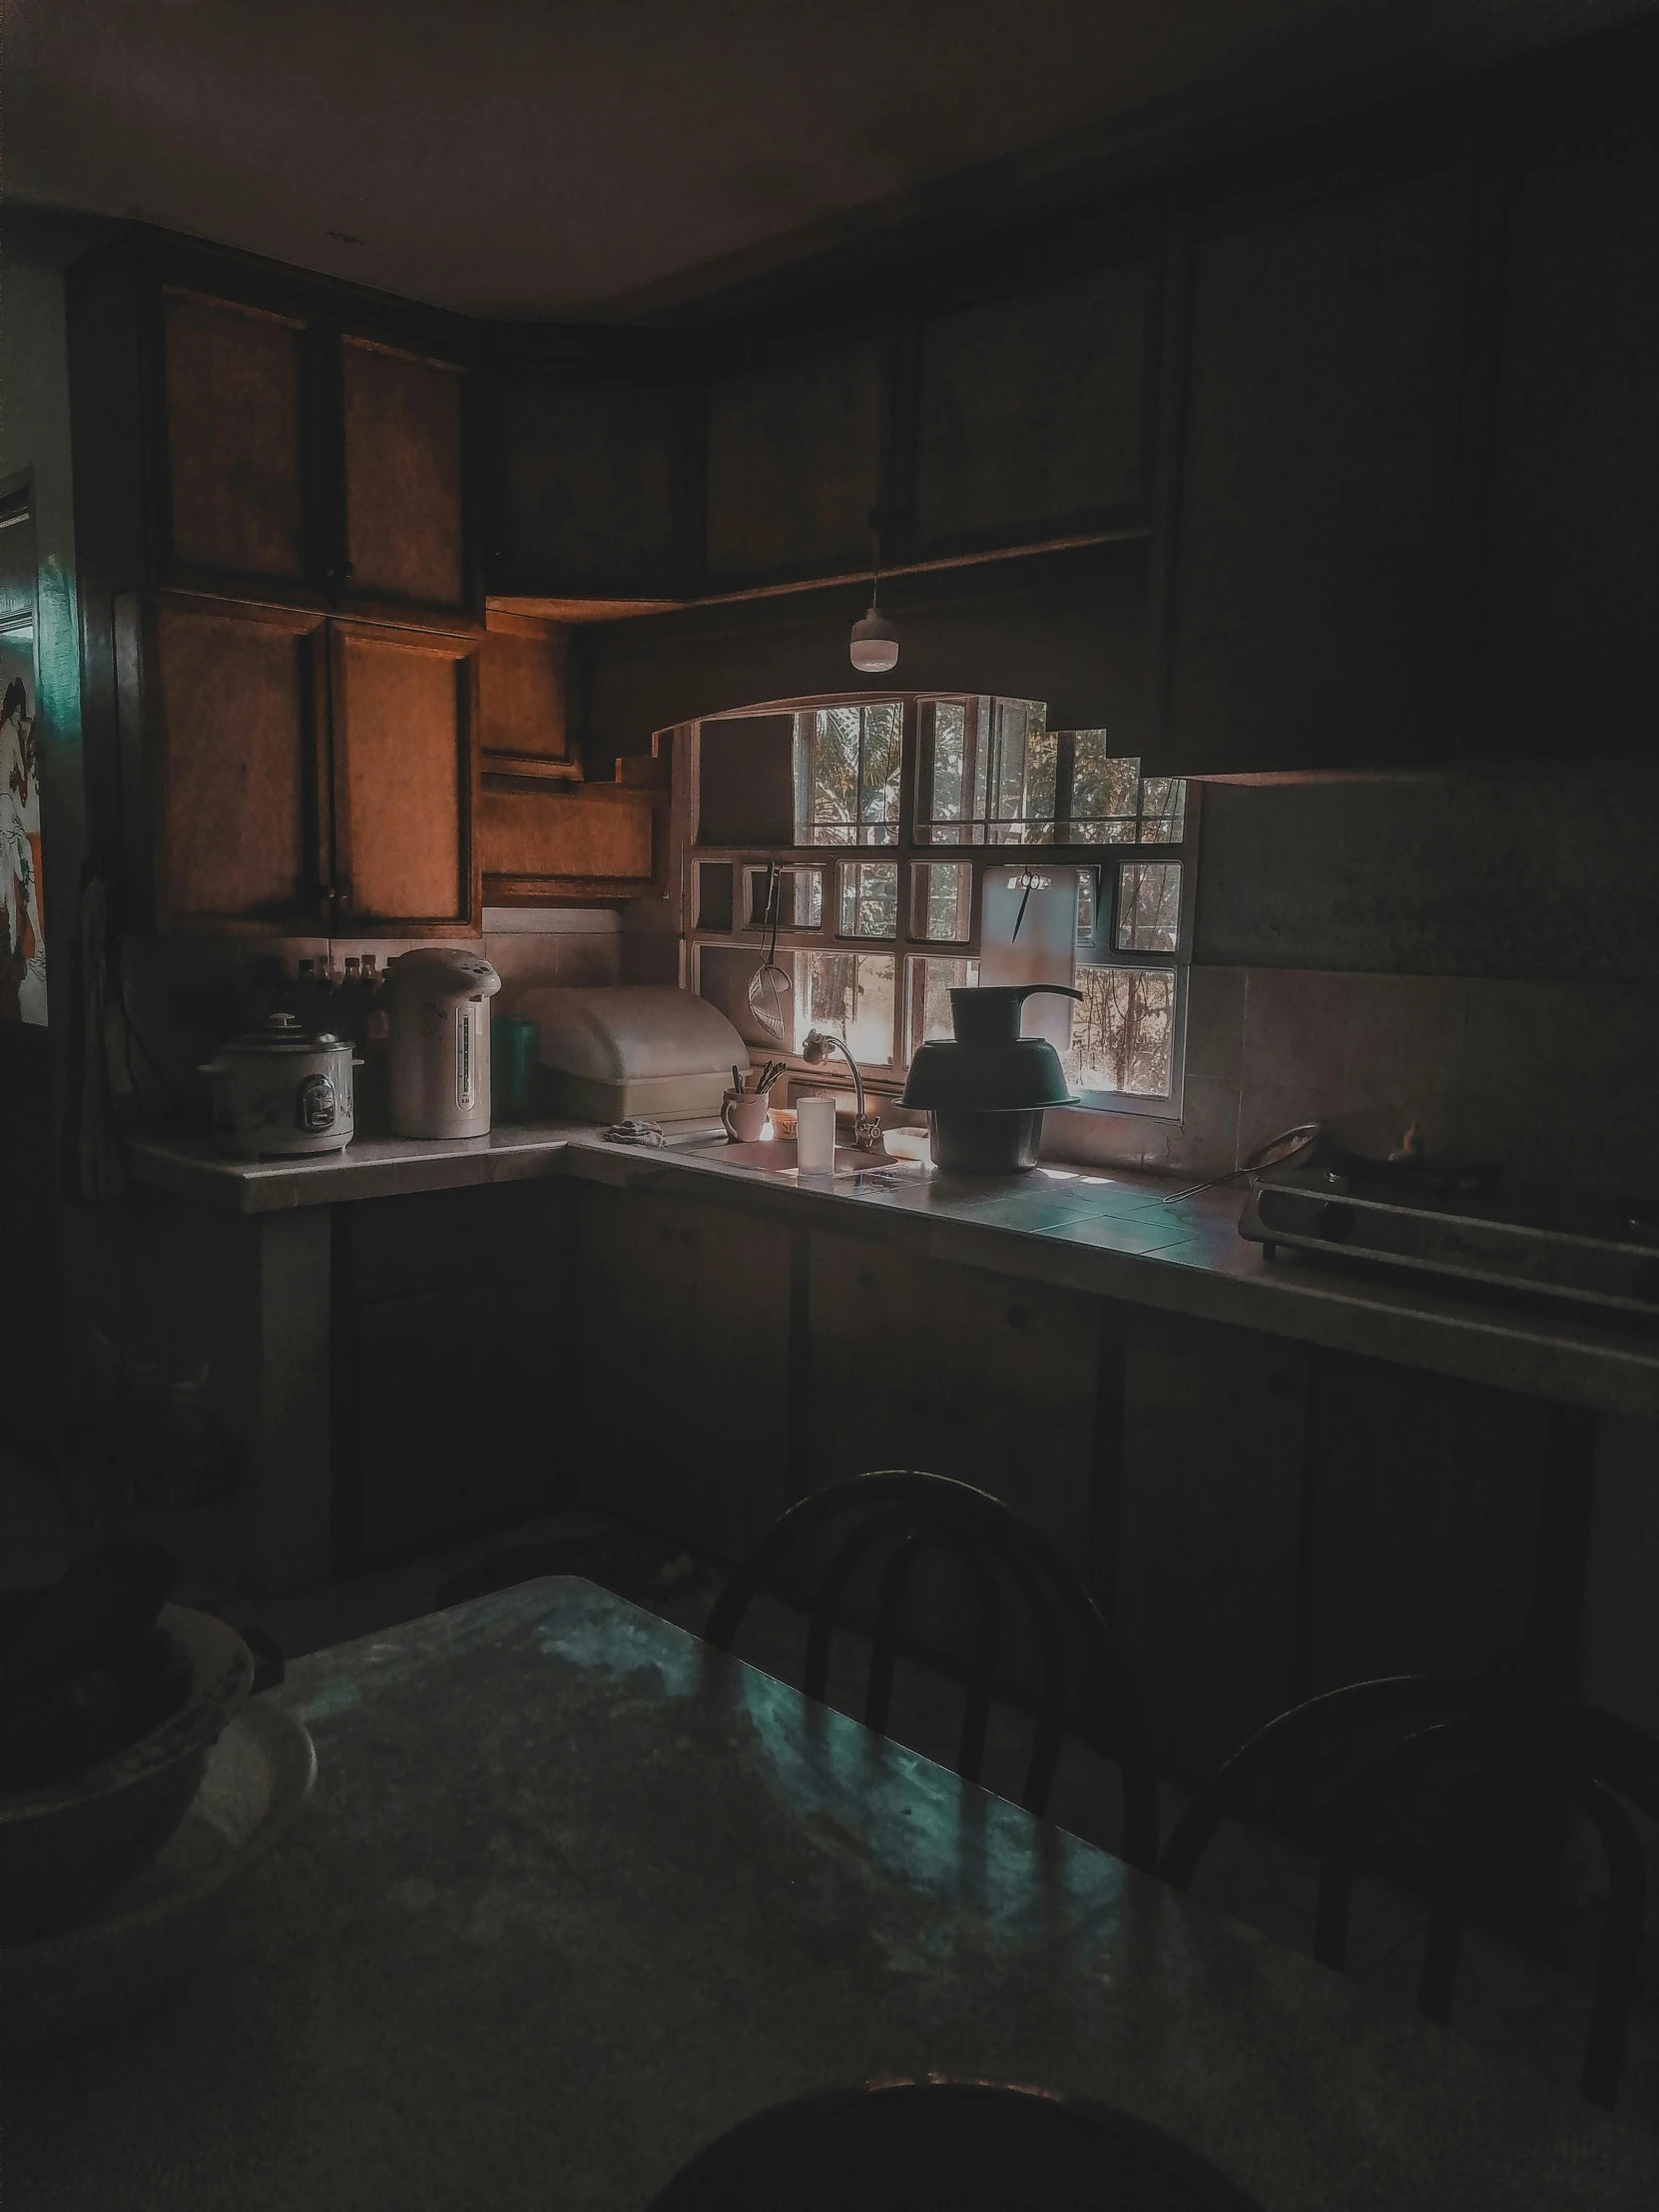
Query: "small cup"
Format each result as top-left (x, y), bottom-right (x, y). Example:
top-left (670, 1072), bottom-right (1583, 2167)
top-left (795, 1094), bottom-right (837, 1173)
top-left (722, 1090), bottom-right (771, 1143)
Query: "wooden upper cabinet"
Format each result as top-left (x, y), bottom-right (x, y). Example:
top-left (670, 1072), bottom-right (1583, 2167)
top-left (1152, 170), bottom-right (1470, 775)
top-left (340, 336), bottom-right (468, 614)
top-left (477, 609), bottom-right (574, 780)
top-left (122, 593), bottom-right (328, 931)
top-left (1474, 137), bottom-right (1659, 761)
top-left (912, 260), bottom-right (1154, 555)
top-left (329, 622), bottom-right (478, 932)
top-left (161, 290), bottom-right (310, 587)
top-left (478, 779), bottom-right (658, 900)
top-left (705, 339), bottom-right (885, 585)
top-left (487, 373), bottom-right (685, 596)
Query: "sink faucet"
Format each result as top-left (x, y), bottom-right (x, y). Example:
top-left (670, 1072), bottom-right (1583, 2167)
top-left (801, 1031), bottom-right (883, 1151)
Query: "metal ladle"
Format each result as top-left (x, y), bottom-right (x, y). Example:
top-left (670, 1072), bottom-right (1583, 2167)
top-left (1160, 1122), bottom-right (1323, 1206)
top-left (748, 862), bottom-right (792, 1044)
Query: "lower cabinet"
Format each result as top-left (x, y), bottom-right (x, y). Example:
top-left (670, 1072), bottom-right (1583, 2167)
top-left (335, 1182), bottom-right (575, 1561)
top-left (576, 1183), bottom-right (794, 1557)
top-left (326, 1178), bottom-right (1569, 1777)
top-left (806, 1227), bottom-right (1103, 1557)
top-left (803, 1226), bottom-right (1108, 1689)
top-left (1116, 1314), bottom-right (1309, 1779)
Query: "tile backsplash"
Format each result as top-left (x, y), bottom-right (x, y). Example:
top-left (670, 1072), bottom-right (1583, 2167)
top-left (1045, 964), bottom-right (1659, 1199)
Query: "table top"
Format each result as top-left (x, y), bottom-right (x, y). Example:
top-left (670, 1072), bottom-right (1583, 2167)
top-left (7, 1579), bottom-right (1656, 2211)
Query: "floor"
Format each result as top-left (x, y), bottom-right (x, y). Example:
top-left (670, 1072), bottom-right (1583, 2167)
top-left (5, 1444), bottom-right (1655, 2137)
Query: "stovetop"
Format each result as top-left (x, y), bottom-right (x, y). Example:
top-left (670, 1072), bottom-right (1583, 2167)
top-left (1238, 1152), bottom-right (1659, 1318)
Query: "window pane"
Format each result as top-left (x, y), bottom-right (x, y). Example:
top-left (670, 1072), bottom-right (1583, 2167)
top-left (905, 955), bottom-right (979, 1058)
top-left (911, 860), bottom-right (972, 942)
top-left (859, 702), bottom-right (902, 845)
top-left (915, 697), bottom-right (988, 845)
top-left (988, 698), bottom-right (1056, 843)
top-left (1069, 735), bottom-right (1139, 842)
top-left (1139, 776), bottom-right (1187, 843)
top-left (1075, 866), bottom-right (1097, 947)
top-left (1062, 967), bottom-right (1175, 1098)
top-left (795, 707), bottom-right (853, 843)
top-left (746, 864), bottom-right (823, 929)
top-left (1116, 861), bottom-right (1182, 953)
top-left (795, 951), bottom-right (895, 1067)
top-left (794, 704), bottom-right (900, 845)
top-left (837, 859), bottom-right (897, 939)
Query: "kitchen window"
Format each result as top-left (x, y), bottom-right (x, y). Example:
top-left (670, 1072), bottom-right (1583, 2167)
top-left (689, 696), bottom-right (1196, 1116)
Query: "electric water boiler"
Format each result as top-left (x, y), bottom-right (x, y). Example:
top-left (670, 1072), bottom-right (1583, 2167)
top-left (383, 948), bottom-right (502, 1139)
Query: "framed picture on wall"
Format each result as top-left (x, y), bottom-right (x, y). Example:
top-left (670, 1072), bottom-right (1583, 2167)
top-left (0, 616), bottom-right (45, 1025)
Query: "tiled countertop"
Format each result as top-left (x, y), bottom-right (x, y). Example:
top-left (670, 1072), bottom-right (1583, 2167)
top-left (126, 1124), bottom-right (1659, 1423)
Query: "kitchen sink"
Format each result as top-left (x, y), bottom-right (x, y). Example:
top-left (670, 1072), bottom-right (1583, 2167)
top-left (683, 1136), bottom-right (891, 1177)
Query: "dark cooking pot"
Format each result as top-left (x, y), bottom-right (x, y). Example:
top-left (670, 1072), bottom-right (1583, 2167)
top-left (900, 984), bottom-right (1082, 1174)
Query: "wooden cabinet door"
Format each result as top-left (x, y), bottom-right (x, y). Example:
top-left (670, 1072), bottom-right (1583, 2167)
top-left (159, 288), bottom-right (312, 592)
top-left (478, 780), bottom-right (658, 901)
top-left (1115, 1314), bottom-right (1308, 1778)
top-left (705, 338), bottom-right (886, 586)
top-left (123, 592), bottom-right (328, 931)
top-left (576, 1183), bottom-right (793, 1558)
top-left (913, 259), bottom-right (1155, 555)
top-left (341, 1184), bottom-right (573, 1562)
top-left (328, 621), bottom-right (478, 932)
top-left (486, 373), bottom-right (687, 597)
top-left (804, 1226), bottom-right (1106, 1690)
top-left (339, 335), bottom-right (469, 617)
top-left (1475, 138), bottom-right (1659, 761)
top-left (1154, 170), bottom-right (1470, 774)
top-left (806, 1228), bottom-right (1103, 1552)
top-left (477, 608), bottom-right (573, 779)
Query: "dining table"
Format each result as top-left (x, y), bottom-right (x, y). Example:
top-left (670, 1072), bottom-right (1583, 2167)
top-left (5, 1575), bottom-right (1656, 2210)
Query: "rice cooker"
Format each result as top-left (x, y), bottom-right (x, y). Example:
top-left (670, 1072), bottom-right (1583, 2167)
top-left (200, 1013), bottom-right (359, 1158)
top-left (383, 948), bottom-right (502, 1138)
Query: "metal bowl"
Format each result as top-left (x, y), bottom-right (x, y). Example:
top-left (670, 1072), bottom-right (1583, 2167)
top-left (0, 1605), bottom-right (254, 1942)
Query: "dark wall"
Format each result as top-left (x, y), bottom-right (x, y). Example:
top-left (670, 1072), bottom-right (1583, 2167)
top-left (579, 540), bottom-right (1149, 770)
top-left (0, 210), bottom-right (106, 1444)
top-left (1194, 766), bottom-right (1659, 982)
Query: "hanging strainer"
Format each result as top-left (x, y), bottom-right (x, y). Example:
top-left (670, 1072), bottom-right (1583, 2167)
top-left (1160, 1122), bottom-right (1323, 1206)
top-left (747, 862), bottom-right (792, 1044)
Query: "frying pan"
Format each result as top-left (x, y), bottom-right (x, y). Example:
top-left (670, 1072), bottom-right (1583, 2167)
top-left (1160, 1122), bottom-right (1323, 1206)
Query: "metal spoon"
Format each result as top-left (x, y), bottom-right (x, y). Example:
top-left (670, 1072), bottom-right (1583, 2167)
top-left (1160, 1122), bottom-right (1323, 1205)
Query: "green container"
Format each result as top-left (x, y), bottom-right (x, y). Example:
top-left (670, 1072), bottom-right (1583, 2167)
top-left (490, 1015), bottom-right (539, 1123)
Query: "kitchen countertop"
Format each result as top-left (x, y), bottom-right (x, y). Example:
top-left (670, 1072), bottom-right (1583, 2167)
top-left (126, 1123), bottom-right (1659, 1422)
top-left (8, 1578), bottom-right (1654, 2212)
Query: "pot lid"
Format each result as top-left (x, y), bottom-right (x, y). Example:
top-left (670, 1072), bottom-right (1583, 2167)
top-left (383, 947), bottom-right (502, 1004)
top-left (901, 1036), bottom-right (1079, 1112)
top-left (226, 1012), bottom-right (346, 1055)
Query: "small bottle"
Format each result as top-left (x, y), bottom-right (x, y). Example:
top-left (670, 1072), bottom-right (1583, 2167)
top-left (359, 965), bottom-right (392, 1136)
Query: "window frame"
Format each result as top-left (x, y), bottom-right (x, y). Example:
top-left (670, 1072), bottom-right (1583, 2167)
top-left (686, 694), bottom-right (1198, 1119)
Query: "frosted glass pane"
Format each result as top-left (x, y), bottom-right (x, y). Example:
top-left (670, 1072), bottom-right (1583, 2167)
top-left (1062, 966), bottom-right (1175, 1098)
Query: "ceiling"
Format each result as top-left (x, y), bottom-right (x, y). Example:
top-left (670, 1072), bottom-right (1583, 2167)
top-left (7, 0), bottom-right (1649, 319)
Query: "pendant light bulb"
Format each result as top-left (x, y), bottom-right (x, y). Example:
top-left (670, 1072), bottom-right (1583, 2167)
top-left (849, 597), bottom-right (898, 675)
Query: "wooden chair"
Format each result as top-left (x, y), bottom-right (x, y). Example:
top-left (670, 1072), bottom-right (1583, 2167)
top-left (1157, 1672), bottom-right (1658, 2108)
top-left (705, 1470), bottom-right (1158, 1869)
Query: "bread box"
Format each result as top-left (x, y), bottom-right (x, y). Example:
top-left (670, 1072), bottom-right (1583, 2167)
top-left (516, 985), bottom-right (749, 1124)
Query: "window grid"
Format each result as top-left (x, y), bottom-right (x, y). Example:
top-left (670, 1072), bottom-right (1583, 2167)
top-left (689, 697), bottom-right (1196, 1118)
